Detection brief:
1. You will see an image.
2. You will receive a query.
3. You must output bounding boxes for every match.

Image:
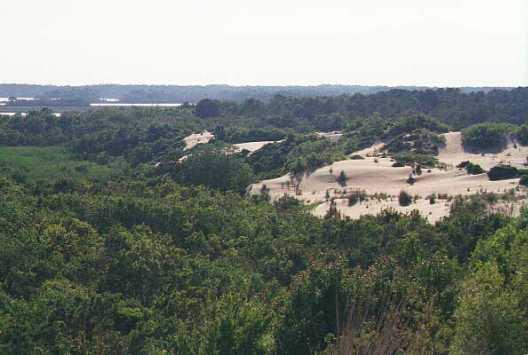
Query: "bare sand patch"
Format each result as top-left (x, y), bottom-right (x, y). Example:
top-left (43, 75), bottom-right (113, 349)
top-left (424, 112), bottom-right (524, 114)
top-left (438, 131), bottom-right (528, 170)
top-left (316, 131), bottom-right (343, 142)
top-left (232, 140), bottom-right (282, 154)
top-left (183, 131), bottom-right (214, 150)
top-left (251, 131), bottom-right (528, 222)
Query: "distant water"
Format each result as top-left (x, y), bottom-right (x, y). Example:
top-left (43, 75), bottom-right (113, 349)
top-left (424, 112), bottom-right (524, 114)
top-left (0, 112), bottom-right (62, 117)
top-left (90, 103), bottom-right (182, 107)
top-left (0, 97), bottom-right (34, 101)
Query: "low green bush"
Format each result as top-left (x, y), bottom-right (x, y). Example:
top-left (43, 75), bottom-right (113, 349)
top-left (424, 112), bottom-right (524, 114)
top-left (457, 161), bottom-right (485, 175)
top-left (487, 165), bottom-right (519, 181)
top-left (520, 175), bottom-right (528, 186)
top-left (399, 190), bottom-right (413, 206)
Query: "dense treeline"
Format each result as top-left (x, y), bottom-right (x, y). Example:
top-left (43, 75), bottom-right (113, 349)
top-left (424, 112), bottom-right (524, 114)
top-left (208, 88), bottom-right (528, 130)
top-left (0, 84), bottom-right (422, 103)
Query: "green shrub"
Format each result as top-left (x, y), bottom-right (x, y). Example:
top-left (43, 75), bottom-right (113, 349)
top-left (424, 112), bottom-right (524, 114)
top-left (487, 165), bottom-right (519, 181)
top-left (466, 163), bottom-right (484, 175)
top-left (337, 170), bottom-right (348, 187)
top-left (520, 175), bottom-right (528, 186)
top-left (398, 190), bottom-right (413, 206)
top-left (457, 161), bottom-right (485, 175)
top-left (394, 153), bottom-right (438, 167)
top-left (516, 124), bottom-right (528, 146)
top-left (347, 190), bottom-right (367, 206)
top-left (428, 194), bottom-right (436, 204)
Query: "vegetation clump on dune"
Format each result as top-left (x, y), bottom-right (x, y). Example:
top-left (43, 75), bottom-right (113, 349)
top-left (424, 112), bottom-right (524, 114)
top-left (336, 170), bottom-right (348, 187)
top-left (457, 161), bottom-right (485, 175)
top-left (520, 175), bottom-right (528, 187)
top-left (398, 190), bottom-right (413, 206)
top-left (487, 165), bottom-right (519, 181)
top-left (393, 152), bottom-right (438, 168)
top-left (385, 128), bottom-right (446, 156)
top-left (462, 122), bottom-right (514, 151)
top-left (516, 124), bottom-right (528, 146)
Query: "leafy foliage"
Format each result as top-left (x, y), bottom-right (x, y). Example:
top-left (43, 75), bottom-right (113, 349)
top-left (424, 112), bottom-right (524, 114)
top-left (488, 165), bottom-right (519, 181)
top-left (462, 123), bottom-right (514, 151)
top-left (457, 161), bottom-right (485, 175)
top-left (398, 190), bottom-right (413, 206)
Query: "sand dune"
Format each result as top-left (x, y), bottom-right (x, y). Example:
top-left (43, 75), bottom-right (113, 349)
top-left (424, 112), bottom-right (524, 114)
top-left (181, 132), bottom-right (281, 162)
top-left (232, 140), bottom-right (282, 154)
top-left (438, 131), bottom-right (528, 170)
top-left (252, 131), bottom-right (528, 222)
top-left (183, 130), bottom-right (214, 150)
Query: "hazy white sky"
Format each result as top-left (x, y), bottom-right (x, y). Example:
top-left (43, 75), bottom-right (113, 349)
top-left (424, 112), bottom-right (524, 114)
top-left (1, 0), bottom-right (527, 86)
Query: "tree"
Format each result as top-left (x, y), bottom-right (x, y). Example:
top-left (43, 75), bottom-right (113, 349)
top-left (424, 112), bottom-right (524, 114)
top-left (462, 123), bottom-right (512, 151)
top-left (175, 147), bottom-right (254, 194)
top-left (195, 99), bottom-right (220, 118)
top-left (399, 190), bottom-right (412, 206)
top-left (487, 165), bottom-right (518, 181)
top-left (337, 170), bottom-right (348, 187)
top-left (451, 263), bottom-right (528, 355)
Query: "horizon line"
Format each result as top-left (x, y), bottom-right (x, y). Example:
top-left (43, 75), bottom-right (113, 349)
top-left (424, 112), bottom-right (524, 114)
top-left (0, 82), bottom-right (526, 89)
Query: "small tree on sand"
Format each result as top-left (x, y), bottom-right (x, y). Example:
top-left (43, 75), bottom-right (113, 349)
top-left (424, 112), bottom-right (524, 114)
top-left (337, 170), bottom-right (348, 187)
top-left (399, 190), bottom-right (413, 206)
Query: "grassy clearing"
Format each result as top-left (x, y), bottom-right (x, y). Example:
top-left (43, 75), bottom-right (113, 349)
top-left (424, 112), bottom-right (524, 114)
top-left (0, 146), bottom-right (119, 182)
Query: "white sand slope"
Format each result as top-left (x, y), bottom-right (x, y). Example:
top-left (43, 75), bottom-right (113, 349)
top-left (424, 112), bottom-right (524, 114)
top-left (232, 140), bottom-right (282, 154)
top-left (180, 133), bottom-right (281, 161)
top-left (251, 131), bottom-right (528, 222)
top-left (316, 131), bottom-right (343, 142)
top-left (438, 131), bottom-right (528, 170)
top-left (350, 143), bottom-right (385, 157)
top-left (183, 131), bottom-right (214, 150)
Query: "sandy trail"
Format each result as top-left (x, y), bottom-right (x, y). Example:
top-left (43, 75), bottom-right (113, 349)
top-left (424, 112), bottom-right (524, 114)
top-left (252, 131), bottom-right (528, 222)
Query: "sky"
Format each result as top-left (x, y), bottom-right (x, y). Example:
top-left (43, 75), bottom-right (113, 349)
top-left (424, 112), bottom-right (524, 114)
top-left (0, 0), bottom-right (527, 87)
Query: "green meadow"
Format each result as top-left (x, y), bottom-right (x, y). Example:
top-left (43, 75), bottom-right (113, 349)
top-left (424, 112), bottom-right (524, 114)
top-left (0, 146), bottom-right (118, 182)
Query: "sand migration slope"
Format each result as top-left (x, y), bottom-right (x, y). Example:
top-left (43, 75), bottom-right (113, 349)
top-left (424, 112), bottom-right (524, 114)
top-left (232, 140), bottom-right (283, 154)
top-left (232, 131), bottom-right (346, 154)
top-left (315, 131), bottom-right (344, 142)
top-left (438, 131), bottom-right (528, 170)
top-left (180, 132), bottom-right (281, 161)
top-left (251, 132), bottom-right (527, 222)
top-left (183, 131), bottom-right (215, 150)
top-left (184, 130), bottom-right (345, 154)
